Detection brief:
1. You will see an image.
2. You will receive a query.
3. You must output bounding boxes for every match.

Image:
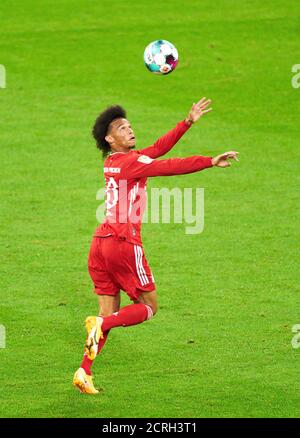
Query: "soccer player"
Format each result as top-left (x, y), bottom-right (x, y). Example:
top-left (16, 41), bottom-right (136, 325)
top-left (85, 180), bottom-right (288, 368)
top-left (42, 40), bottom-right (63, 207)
top-left (73, 98), bottom-right (238, 394)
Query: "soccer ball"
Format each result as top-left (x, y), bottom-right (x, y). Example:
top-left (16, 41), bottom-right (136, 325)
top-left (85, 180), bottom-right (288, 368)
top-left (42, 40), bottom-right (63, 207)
top-left (144, 40), bottom-right (179, 75)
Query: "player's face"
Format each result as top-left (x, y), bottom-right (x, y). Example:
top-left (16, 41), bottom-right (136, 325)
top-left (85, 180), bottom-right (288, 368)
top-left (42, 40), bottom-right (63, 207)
top-left (107, 118), bottom-right (136, 150)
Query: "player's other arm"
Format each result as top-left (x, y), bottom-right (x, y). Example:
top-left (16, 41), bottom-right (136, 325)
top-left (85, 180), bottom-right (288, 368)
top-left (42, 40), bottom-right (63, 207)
top-left (139, 98), bottom-right (212, 159)
top-left (123, 151), bottom-right (239, 179)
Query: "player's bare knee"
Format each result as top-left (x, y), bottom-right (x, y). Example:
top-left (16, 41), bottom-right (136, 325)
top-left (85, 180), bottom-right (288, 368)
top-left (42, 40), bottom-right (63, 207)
top-left (151, 304), bottom-right (158, 316)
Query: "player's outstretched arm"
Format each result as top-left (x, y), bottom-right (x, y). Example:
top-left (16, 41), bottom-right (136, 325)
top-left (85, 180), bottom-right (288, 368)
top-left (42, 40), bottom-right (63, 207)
top-left (139, 120), bottom-right (191, 159)
top-left (139, 97), bottom-right (212, 159)
top-left (123, 150), bottom-right (239, 179)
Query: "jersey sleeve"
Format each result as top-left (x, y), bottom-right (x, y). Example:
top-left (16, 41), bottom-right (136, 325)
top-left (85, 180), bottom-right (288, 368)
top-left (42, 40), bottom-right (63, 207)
top-left (122, 154), bottom-right (213, 179)
top-left (138, 120), bottom-right (191, 159)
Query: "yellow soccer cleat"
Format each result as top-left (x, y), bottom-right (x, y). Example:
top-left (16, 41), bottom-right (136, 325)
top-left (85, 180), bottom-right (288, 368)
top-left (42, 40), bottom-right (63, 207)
top-left (73, 367), bottom-right (99, 395)
top-left (84, 316), bottom-right (103, 360)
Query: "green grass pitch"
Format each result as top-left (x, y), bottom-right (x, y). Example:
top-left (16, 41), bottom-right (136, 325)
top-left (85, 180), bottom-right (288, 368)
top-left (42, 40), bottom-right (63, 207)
top-left (0, 0), bottom-right (299, 418)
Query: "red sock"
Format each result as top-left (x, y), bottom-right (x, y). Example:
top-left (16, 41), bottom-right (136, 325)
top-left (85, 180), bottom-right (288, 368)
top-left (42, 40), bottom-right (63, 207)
top-left (80, 304), bottom-right (153, 375)
top-left (97, 330), bottom-right (110, 355)
top-left (80, 354), bottom-right (93, 376)
top-left (80, 331), bottom-right (109, 376)
top-left (102, 303), bottom-right (152, 332)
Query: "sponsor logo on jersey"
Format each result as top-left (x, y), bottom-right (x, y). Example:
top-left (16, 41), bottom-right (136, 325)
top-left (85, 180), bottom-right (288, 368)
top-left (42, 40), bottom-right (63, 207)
top-left (137, 155), bottom-right (153, 164)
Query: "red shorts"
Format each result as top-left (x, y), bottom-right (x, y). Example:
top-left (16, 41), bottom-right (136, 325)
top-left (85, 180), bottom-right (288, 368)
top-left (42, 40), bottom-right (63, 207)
top-left (88, 236), bottom-right (155, 301)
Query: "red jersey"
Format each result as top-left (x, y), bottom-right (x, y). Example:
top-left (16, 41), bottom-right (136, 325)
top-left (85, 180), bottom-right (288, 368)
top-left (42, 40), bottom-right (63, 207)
top-left (94, 120), bottom-right (213, 245)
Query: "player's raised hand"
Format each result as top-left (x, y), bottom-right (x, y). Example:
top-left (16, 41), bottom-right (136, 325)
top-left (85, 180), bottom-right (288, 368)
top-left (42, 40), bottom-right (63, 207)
top-left (212, 151), bottom-right (239, 167)
top-left (185, 97), bottom-right (212, 125)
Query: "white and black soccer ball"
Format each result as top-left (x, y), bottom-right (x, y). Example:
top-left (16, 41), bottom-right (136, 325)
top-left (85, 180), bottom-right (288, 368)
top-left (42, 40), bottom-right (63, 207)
top-left (144, 40), bottom-right (179, 75)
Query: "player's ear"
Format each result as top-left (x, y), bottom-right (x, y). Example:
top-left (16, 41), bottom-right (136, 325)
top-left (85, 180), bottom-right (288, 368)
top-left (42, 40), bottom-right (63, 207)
top-left (105, 134), bottom-right (113, 145)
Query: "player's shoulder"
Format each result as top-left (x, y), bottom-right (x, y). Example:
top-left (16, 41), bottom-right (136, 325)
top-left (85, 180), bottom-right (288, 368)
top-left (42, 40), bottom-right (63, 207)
top-left (123, 150), bottom-right (154, 164)
top-left (103, 151), bottom-right (138, 176)
top-left (103, 150), bottom-right (154, 177)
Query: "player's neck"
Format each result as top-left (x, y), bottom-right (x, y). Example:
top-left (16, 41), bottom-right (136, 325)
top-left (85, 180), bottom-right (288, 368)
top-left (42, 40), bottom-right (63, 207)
top-left (110, 146), bottom-right (133, 154)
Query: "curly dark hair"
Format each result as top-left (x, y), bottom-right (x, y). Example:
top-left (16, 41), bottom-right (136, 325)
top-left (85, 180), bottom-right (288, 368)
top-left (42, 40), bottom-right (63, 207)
top-left (92, 105), bottom-right (127, 157)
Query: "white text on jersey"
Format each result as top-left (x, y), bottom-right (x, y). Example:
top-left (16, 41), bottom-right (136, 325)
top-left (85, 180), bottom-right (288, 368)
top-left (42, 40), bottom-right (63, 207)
top-left (104, 167), bottom-right (121, 174)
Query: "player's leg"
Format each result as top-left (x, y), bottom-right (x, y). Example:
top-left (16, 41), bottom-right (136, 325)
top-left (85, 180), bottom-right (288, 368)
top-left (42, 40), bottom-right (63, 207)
top-left (98, 293), bottom-right (121, 316)
top-left (83, 240), bottom-right (155, 359)
top-left (73, 237), bottom-right (120, 394)
top-left (84, 293), bottom-right (156, 361)
top-left (83, 237), bottom-right (120, 360)
top-left (98, 295), bottom-right (155, 332)
top-left (134, 290), bottom-right (158, 316)
top-left (81, 294), bottom-right (120, 373)
top-left (90, 243), bottom-right (156, 333)
top-left (98, 289), bottom-right (158, 331)
top-left (94, 293), bottom-right (121, 356)
top-left (74, 294), bottom-right (121, 394)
